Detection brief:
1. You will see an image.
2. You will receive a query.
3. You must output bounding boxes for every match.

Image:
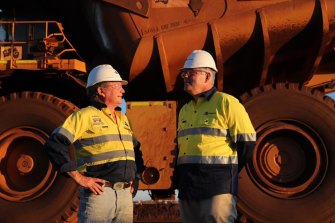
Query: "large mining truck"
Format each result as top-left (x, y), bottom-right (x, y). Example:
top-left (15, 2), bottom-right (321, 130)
top-left (1, 0), bottom-right (335, 222)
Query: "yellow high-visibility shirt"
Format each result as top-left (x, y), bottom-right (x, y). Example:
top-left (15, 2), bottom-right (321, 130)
top-left (53, 106), bottom-right (135, 172)
top-left (177, 91), bottom-right (256, 165)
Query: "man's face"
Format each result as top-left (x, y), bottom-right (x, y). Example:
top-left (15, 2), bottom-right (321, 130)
top-left (181, 69), bottom-right (208, 96)
top-left (99, 82), bottom-right (125, 107)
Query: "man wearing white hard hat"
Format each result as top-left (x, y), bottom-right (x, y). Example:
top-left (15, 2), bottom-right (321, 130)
top-left (175, 50), bottom-right (256, 223)
top-left (45, 64), bottom-right (144, 222)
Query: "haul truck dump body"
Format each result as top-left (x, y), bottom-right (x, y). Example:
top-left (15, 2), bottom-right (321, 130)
top-left (0, 0), bottom-right (335, 222)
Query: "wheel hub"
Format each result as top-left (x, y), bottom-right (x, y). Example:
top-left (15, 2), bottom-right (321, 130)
top-left (248, 120), bottom-right (328, 199)
top-left (260, 137), bottom-right (305, 184)
top-left (17, 154), bottom-right (34, 174)
top-left (0, 127), bottom-right (57, 202)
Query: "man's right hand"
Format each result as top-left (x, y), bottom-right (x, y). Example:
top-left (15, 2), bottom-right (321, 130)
top-left (67, 171), bottom-right (106, 195)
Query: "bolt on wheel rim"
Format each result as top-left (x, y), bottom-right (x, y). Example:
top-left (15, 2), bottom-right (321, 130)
top-left (0, 126), bottom-right (57, 202)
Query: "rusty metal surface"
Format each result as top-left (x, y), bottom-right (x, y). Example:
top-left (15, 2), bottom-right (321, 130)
top-left (134, 201), bottom-right (181, 223)
top-left (305, 73), bottom-right (335, 93)
top-left (82, 0), bottom-right (335, 97)
top-left (126, 101), bottom-right (177, 190)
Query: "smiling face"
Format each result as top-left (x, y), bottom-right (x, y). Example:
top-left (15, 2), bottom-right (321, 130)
top-left (181, 68), bottom-right (213, 96)
top-left (97, 82), bottom-right (125, 109)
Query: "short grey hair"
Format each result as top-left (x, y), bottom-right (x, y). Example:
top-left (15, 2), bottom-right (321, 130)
top-left (204, 68), bottom-right (216, 84)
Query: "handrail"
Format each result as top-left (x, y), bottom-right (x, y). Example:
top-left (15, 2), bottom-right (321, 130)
top-left (0, 20), bottom-right (84, 63)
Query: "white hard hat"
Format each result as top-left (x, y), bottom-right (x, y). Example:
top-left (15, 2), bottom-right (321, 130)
top-left (182, 50), bottom-right (218, 72)
top-left (86, 64), bottom-right (128, 88)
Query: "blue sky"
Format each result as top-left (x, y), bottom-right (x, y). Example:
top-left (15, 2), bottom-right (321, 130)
top-left (328, 92), bottom-right (335, 99)
top-left (134, 190), bottom-right (151, 201)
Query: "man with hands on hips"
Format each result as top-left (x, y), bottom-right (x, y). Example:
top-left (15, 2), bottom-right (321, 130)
top-left (44, 64), bottom-right (144, 223)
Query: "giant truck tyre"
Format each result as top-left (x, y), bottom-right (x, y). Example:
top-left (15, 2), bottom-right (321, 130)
top-left (238, 83), bottom-right (335, 223)
top-left (0, 92), bottom-right (79, 223)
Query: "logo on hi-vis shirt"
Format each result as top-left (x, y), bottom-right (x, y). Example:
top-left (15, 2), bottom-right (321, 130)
top-left (91, 116), bottom-right (104, 126)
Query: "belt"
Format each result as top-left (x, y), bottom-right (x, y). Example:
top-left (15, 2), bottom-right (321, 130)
top-left (104, 182), bottom-right (131, 190)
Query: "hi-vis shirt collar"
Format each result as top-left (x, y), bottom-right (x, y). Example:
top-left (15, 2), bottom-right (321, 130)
top-left (91, 100), bottom-right (122, 112)
top-left (198, 86), bottom-right (217, 101)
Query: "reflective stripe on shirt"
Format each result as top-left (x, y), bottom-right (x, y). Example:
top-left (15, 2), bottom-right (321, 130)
top-left (178, 127), bottom-right (228, 137)
top-left (75, 134), bottom-right (133, 147)
top-left (53, 127), bottom-right (74, 143)
top-left (230, 133), bottom-right (257, 143)
top-left (77, 149), bottom-right (135, 166)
